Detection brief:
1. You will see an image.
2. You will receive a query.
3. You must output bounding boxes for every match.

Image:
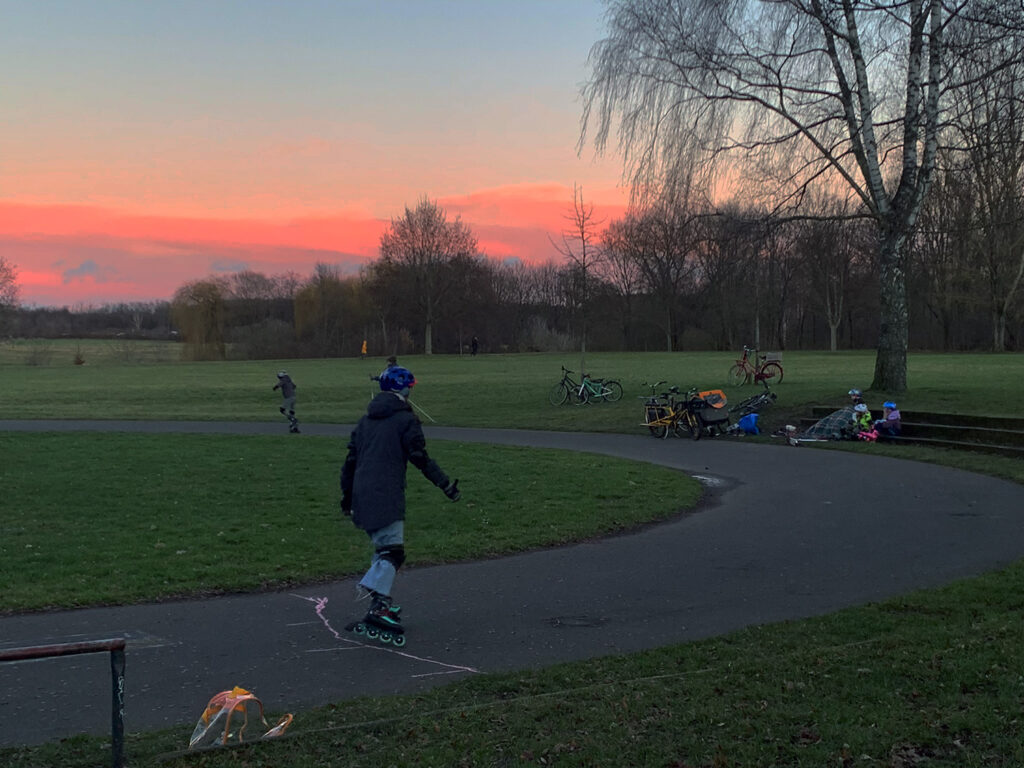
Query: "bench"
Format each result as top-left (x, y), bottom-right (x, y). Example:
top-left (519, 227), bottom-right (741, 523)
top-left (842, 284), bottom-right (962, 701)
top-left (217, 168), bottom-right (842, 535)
top-left (802, 407), bottom-right (1024, 458)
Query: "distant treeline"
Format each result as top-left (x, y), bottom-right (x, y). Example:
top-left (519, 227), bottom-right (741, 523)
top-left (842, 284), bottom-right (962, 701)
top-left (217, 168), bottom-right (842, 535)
top-left (5, 193), bottom-right (1021, 358)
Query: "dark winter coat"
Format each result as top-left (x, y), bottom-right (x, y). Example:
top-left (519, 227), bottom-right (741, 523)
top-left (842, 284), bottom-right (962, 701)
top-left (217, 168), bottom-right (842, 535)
top-left (339, 392), bottom-right (450, 532)
top-left (273, 376), bottom-right (296, 399)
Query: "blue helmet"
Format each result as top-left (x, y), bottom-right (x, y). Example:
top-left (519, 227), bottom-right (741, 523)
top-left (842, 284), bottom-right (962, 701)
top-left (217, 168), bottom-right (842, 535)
top-left (883, 401), bottom-right (896, 409)
top-left (378, 366), bottom-right (416, 393)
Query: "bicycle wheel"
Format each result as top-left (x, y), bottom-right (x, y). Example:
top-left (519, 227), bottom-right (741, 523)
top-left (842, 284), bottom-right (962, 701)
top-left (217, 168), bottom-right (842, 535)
top-left (728, 364), bottom-right (749, 386)
top-left (604, 380), bottom-right (623, 402)
top-left (647, 407), bottom-right (668, 438)
top-left (548, 382), bottom-right (569, 406)
top-left (759, 362), bottom-right (784, 384)
top-left (687, 411), bottom-right (703, 440)
top-left (573, 385), bottom-right (589, 405)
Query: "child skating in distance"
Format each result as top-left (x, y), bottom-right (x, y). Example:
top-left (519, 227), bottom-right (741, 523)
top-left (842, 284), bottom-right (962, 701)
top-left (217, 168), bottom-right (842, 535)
top-left (340, 365), bottom-right (461, 645)
top-left (273, 371), bottom-right (300, 433)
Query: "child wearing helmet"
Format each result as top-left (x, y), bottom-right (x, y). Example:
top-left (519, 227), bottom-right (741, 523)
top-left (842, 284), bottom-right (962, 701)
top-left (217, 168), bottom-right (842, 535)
top-left (339, 366), bottom-right (461, 644)
top-left (852, 402), bottom-right (878, 441)
top-left (874, 401), bottom-right (902, 436)
top-left (272, 371), bottom-right (299, 434)
top-left (852, 402), bottom-right (873, 431)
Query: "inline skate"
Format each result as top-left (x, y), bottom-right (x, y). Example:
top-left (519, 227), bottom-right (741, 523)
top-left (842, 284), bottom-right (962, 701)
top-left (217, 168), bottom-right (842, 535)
top-left (345, 594), bottom-right (406, 646)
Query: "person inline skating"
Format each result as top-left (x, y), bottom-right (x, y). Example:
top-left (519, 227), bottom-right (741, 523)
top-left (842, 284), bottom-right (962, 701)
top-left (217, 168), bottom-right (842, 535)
top-left (273, 371), bottom-right (300, 433)
top-left (339, 365), bottom-right (461, 645)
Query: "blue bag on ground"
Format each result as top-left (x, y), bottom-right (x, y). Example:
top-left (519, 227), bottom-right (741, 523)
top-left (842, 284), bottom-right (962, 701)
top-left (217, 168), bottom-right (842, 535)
top-left (738, 413), bottom-right (759, 435)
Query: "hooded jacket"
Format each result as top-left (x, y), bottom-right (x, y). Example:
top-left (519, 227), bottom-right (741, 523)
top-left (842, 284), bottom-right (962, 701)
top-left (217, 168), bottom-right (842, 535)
top-left (340, 391), bottom-right (450, 532)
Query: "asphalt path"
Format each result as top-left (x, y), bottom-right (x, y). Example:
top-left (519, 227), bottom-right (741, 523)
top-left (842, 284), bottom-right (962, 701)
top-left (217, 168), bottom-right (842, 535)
top-left (2, 419), bottom-right (1024, 748)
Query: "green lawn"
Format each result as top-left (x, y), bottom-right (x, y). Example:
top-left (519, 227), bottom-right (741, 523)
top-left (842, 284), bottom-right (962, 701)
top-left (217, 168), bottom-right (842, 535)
top-left (0, 432), bottom-right (699, 613)
top-left (2, 344), bottom-right (1024, 767)
top-left (4, 342), bottom-right (1024, 432)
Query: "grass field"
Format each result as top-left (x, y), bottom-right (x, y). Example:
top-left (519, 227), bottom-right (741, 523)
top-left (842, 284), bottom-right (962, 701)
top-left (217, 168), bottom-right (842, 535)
top-left (0, 432), bottom-right (700, 612)
top-left (2, 343), bottom-right (1023, 766)
top-left (4, 340), bottom-right (1024, 432)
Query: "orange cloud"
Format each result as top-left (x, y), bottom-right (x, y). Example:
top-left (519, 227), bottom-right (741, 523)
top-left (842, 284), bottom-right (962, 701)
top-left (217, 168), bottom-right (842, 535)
top-left (2, 182), bottom-right (631, 305)
top-left (0, 202), bottom-right (386, 255)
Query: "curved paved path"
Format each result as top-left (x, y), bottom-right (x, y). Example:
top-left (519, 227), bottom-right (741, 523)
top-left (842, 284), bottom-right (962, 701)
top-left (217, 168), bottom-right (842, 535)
top-left (2, 419), bottom-right (1024, 747)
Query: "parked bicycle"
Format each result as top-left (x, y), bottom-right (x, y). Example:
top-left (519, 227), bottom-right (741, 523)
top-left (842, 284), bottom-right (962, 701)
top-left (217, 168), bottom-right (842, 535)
top-left (729, 380), bottom-right (777, 419)
top-left (640, 381), bottom-right (683, 438)
top-left (728, 346), bottom-right (784, 386)
top-left (577, 372), bottom-right (623, 404)
top-left (549, 367), bottom-right (623, 405)
top-left (680, 387), bottom-right (732, 440)
top-left (641, 383), bottom-right (730, 439)
top-left (549, 366), bottom-right (583, 405)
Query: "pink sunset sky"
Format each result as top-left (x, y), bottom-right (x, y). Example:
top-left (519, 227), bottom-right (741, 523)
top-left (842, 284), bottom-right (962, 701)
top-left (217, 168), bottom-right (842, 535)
top-left (1, 0), bottom-right (629, 307)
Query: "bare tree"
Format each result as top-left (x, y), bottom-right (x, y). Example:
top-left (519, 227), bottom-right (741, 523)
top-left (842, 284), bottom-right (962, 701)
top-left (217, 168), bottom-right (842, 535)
top-left (910, 155), bottom-right (978, 350)
top-left (171, 278), bottom-right (229, 360)
top-left (950, 35), bottom-right (1024, 351)
top-left (581, 0), bottom-right (1024, 391)
top-left (379, 197), bottom-right (479, 354)
top-left (600, 219), bottom-right (645, 348)
top-left (294, 263), bottom-right (350, 357)
top-left (490, 260), bottom-right (540, 351)
top-left (0, 256), bottom-right (19, 334)
top-left (795, 198), bottom-right (872, 351)
top-left (550, 184), bottom-right (604, 370)
top-left (632, 199), bottom-right (701, 351)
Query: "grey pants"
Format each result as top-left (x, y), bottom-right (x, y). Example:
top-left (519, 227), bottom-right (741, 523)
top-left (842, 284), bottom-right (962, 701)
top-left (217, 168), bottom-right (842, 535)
top-left (358, 521), bottom-right (404, 597)
top-left (279, 396), bottom-right (298, 428)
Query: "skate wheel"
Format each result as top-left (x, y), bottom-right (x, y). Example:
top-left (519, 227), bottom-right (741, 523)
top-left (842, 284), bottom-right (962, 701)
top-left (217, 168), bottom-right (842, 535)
top-left (392, 634), bottom-right (406, 647)
top-left (379, 632), bottom-right (392, 644)
top-left (366, 627), bottom-right (379, 639)
top-left (354, 622), bottom-right (366, 635)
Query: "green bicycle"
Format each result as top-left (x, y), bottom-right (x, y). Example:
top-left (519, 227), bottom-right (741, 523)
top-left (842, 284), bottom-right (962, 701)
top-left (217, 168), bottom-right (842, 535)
top-left (577, 372), bottom-right (623, 404)
top-left (549, 367), bottom-right (623, 405)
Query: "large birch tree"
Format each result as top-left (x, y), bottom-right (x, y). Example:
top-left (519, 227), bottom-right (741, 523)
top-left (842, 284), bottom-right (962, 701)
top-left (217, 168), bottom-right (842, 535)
top-left (580, 0), bottom-right (1024, 391)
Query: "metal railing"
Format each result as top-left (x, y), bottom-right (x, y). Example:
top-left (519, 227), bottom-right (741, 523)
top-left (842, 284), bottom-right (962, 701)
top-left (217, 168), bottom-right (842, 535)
top-left (0, 638), bottom-right (126, 767)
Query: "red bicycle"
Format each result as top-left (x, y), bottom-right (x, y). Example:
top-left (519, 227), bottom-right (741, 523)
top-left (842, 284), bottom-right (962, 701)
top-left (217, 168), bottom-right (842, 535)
top-left (728, 346), bottom-right (784, 386)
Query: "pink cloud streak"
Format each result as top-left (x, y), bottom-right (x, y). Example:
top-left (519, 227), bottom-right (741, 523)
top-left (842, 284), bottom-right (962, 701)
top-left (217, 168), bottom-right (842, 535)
top-left (2, 183), bottom-right (628, 306)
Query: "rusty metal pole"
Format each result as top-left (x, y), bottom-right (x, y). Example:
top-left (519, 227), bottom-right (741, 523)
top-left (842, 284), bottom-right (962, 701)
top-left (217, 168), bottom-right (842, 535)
top-left (0, 638), bottom-right (127, 766)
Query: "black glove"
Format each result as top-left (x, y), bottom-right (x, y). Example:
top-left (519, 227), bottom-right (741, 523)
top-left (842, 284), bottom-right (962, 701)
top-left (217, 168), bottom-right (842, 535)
top-left (340, 496), bottom-right (352, 517)
top-left (442, 479), bottom-right (461, 502)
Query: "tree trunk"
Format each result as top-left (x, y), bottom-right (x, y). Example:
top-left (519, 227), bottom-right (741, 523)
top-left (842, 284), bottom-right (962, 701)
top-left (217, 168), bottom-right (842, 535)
top-left (425, 320), bottom-right (433, 355)
top-left (829, 322), bottom-right (838, 352)
top-left (871, 237), bottom-right (909, 392)
top-left (994, 308), bottom-right (1005, 352)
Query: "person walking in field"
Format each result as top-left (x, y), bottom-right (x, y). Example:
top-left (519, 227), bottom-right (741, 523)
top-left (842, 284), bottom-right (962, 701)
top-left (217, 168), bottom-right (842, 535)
top-left (273, 371), bottom-right (300, 434)
top-left (339, 365), bottom-right (461, 646)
